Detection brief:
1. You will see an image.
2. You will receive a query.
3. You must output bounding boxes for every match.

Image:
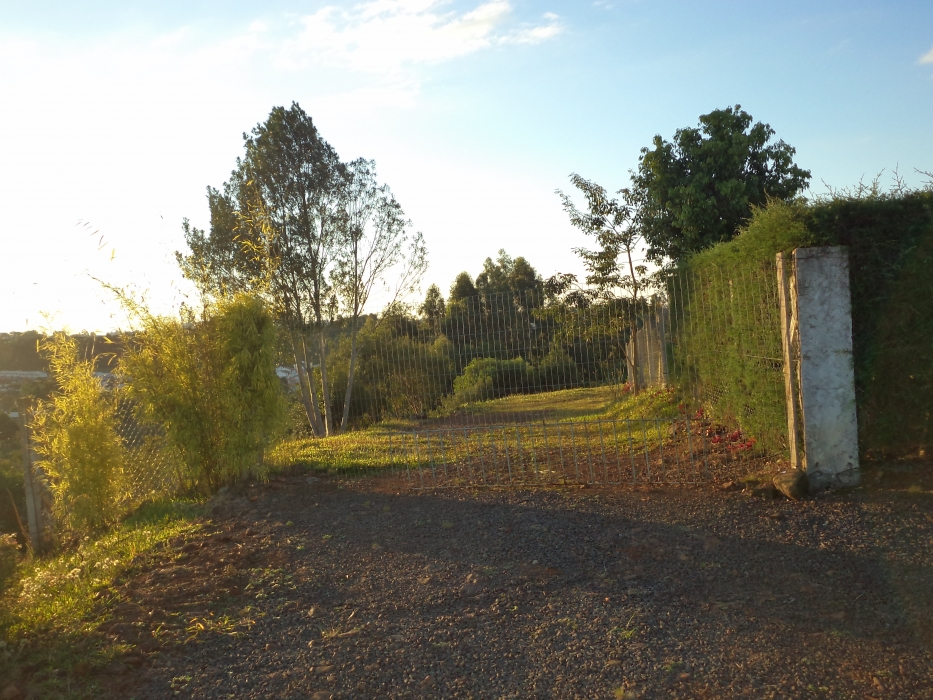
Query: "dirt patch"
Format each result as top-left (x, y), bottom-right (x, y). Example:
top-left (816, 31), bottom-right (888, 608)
top-left (66, 466), bottom-right (933, 698)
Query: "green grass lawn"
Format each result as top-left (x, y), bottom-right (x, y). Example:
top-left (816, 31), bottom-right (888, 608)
top-left (267, 385), bottom-right (686, 479)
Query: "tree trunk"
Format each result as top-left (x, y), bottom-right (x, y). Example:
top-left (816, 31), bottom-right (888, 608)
top-left (292, 332), bottom-right (324, 436)
top-left (300, 335), bottom-right (328, 437)
top-left (317, 328), bottom-right (333, 436)
top-left (629, 319), bottom-right (640, 396)
top-left (625, 245), bottom-right (641, 397)
top-left (339, 324), bottom-right (360, 433)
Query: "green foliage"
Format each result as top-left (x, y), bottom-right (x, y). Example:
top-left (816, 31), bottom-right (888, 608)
top-left (449, 272), bottom-right (478, 303)
top-left (474, 250), bottom-right (543, 300)
top-left (121, 295), bottom-right (285, 493)
top-left (0, 441), bottom-right (25, 540)
top-left (419, 284), bottom-right (446, 326)
top-left (555, 174), bottom-right (648, 300)
top-left (0, 499), bottom-right (202, 699)
top-left (672, 200), bottom-right (814, 455)
top-left (30, 334), bottom-right (124, 533)
top-left (635, 105), bottom-right (811, 263)
top-left (800, 188), bottom-right (933, 455)
top-left (448, 357), bottom-right (534, 407)
top-left (0, 534), bottom-right (18, 593)
top-left (676, 187), bottom-right (933, 457)
top-left (860, 232), bottom-right (933, 453)
top-left (327, 317), bottom-right (455, 424)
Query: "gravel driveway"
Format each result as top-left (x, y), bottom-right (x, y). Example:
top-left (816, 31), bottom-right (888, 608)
top-left (102, 467), bottom-right (933, 699)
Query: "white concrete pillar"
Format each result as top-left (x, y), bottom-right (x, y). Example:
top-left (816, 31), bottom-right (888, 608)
top-left (793, 247), bottom-right (860, 488)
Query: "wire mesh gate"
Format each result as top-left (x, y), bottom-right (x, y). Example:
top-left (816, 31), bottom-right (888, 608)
top-left (279, 259), bottom-right (791, 488)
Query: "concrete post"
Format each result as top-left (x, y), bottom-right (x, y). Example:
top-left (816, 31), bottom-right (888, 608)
top-left (793, 247), bottom-right (860, 489)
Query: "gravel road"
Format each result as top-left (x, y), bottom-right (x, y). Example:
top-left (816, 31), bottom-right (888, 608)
top-left (102, 467), bottom-right (933, 699)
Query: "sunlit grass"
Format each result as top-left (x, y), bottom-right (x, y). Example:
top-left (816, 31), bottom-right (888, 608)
top-left (3, 500), bottom-right (203, 636)
top-left (453, 385), bottom-right (623, 421)
top-left (267, 426), bottom-right (407, 472)
top-left (0, 499), bottom-right (204, 698)
top-left (266, 386), bottom-right (689, 480)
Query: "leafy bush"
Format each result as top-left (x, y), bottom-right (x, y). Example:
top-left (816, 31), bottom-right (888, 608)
top-left (121, 294), bottom-right (284, 493)
top-left (802, 189), bottom-right (933, 456)
top-left (534, 346), bottom-right (580, 392)
top-left (447, 357), bottom-right (533, 407)
top-left (30, 334), bottom-right (124, 532)
top-left (0, 533), bottom-right (19, 593)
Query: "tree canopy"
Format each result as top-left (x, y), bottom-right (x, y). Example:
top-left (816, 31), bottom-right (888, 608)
top-left (475, 250), bottom-right (543, 302)
top-left (633, 105), bottom-right (811, 263)
top-left (177, 102), bottom-right (424, 436)
top-left (449, 272), bottom-right (478, 303)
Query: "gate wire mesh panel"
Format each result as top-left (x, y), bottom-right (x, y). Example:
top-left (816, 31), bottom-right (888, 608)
top-left (114, 398), bottom-right (181, 509)
top-left (292, 267), bottom-right (790, 488)
top-left (666, 260), bottom-right (789, 476)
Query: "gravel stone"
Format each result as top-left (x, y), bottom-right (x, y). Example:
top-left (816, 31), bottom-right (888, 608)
top-left (100, 470), bottom-right (933, 699)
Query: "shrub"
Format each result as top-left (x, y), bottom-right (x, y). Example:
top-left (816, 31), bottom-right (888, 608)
top-left (670, 200), bottom-right (811, 455)
top-left (448, 357), bottom-right (533, 407)
top-left (0, 533), bottom-right (19, 593)
top-left (121, 295), bottom-right (284, 493)
top-left (30, 333), bottom-right (124, 532)
top-left (675, 187), bottom-right (933, 458)
top-left (802, 190), bottom-right (933, 456)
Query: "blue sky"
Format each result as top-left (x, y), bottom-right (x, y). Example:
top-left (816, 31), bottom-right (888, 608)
top-left (2, 0), bottom-right (932, 331)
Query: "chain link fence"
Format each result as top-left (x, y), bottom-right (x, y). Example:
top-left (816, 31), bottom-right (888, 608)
top-left (112, 398), bottom-right (181, 510)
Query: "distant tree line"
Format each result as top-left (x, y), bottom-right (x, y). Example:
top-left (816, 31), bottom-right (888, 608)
top-left (0, 332), bottom-right (125, 374)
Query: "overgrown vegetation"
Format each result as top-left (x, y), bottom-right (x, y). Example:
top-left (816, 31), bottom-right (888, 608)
top-left (670, 203), bottom-right (810, 455)
top-left (0, 500), bottom-right (203, 698)
top-left (802, 185), bottom-right (933, 456)
top-left (31, 333), bottom-right (124, 533)
top-left (121, 294), bottom-right (285, 493)
top-left (674, 182), bottom-right (933, 458)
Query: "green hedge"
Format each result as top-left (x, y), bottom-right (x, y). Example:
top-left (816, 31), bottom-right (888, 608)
top-left (671, 203), bottom-right (813, 454)
top-left (802, 192), bottom-right (933, 456)
top-left (675, 190), bottom-right (933, 458)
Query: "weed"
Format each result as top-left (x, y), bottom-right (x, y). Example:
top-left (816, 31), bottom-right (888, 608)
top-left (610, 613), bottom-right (638, 640)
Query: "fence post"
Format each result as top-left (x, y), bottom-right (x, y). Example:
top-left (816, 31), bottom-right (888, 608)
top-left (775, 253), bottom-right (800, 469)
top-left (16, 399), bottom-right (42, 553)
top-left (792, 247), bottom-right (860, 489)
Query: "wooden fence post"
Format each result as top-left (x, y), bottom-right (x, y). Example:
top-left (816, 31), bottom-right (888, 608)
top-left (16, 398), bottom-right (42, 553)
top-left (776, 253), bottom-right (800, 469)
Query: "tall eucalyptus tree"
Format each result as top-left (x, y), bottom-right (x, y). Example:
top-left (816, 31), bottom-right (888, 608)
top-left (331, 158), bottom-right (427, 433)
top-left (178, 102), bottom-right (345, 436)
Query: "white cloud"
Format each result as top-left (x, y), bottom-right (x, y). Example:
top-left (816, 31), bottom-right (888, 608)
top-left (503, 21), bottom-right (563, 46)
top-left (920, 46), bottom-right (933, 64)
top-left (278, 1), bottom-right (561, 73)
